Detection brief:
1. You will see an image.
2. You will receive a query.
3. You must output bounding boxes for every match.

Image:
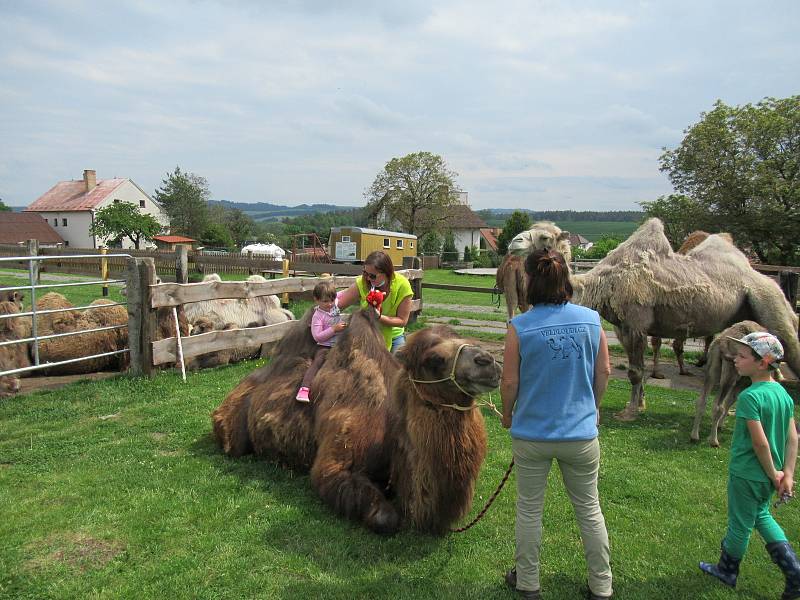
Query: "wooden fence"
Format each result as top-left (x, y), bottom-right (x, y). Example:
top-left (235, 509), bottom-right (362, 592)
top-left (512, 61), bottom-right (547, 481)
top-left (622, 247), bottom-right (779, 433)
top-left (125, 258), bottom-right (424, 376)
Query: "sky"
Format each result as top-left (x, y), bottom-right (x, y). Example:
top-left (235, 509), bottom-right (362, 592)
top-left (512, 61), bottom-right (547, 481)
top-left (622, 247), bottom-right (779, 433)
top-left (1, 1), bottom-right (798, 212)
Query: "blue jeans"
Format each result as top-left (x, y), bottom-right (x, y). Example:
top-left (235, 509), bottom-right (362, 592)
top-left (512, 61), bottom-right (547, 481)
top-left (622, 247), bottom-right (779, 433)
top-left (390, 334), bottom-right (406, 354)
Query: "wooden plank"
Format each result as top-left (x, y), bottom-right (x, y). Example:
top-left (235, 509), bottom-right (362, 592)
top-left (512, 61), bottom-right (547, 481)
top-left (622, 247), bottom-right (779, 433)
top-left (149, 269), bottom-right (424, 308)
top-left (410, 298), bottom-right (422, 312)
top-left (152, 320), bottom-right (297, 364)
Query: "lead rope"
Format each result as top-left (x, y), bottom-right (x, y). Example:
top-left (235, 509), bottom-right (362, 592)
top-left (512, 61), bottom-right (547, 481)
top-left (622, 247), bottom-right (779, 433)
top-left (450, 458), bottom-right (515, 533)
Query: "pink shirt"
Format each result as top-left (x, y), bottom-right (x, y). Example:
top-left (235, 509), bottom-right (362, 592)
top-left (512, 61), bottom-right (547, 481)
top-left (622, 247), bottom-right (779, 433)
top-left (311, 304), bottom-right (342, 347)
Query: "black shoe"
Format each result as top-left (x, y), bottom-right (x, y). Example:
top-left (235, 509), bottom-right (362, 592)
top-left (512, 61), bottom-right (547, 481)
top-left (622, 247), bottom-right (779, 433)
top-left (505, 569), bottom-right (542, 600)
top-left (766, 541), bottom-right (800, 600)
top-left (699, 542), bottom-right (740, 588)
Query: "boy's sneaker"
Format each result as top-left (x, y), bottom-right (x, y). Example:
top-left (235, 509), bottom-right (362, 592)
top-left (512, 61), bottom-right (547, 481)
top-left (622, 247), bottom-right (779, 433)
top-left (296, 387), bottom-right (310, 402)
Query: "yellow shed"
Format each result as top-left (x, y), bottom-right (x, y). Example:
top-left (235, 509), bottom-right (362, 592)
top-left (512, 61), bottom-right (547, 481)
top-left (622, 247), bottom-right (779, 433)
top-left (329, 227), bottom-right (417, 266)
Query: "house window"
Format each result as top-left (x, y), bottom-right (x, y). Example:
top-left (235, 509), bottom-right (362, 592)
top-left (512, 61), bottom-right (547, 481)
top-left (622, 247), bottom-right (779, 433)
top-left (62, 218), bottom-right (68, 226)
top-left (409, 241), bottom-right (414, 249)
top-left (113, 199), bottom-right (121, 204)
top-left (341, 235), bottom-right (351, 242)
top-left (396, 239), bottom-right (403, 249)
top-left (64, 241), bottom-right (69, 247)
top-left (383, 238), bottom-right (390, 248)
top-left (139, 200), bottom-right (146, 208)
top-left (53, 219), bottom-right (57, 227)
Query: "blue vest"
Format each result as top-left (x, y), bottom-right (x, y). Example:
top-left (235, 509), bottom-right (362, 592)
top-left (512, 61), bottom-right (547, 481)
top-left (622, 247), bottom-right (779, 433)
top-left (510, 303), bottom-right (601, 442)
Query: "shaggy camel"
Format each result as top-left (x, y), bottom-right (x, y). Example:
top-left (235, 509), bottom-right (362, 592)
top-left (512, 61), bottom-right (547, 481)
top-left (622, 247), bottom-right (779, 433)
top-left (690, 321), bottom-right (780, 447)
top-left (0, 300), bottom-right (31, 397)
top-left (211, 310), bottom-right (501, 535)
top-left (573, 218), bottom-right (800, 421)
top-left (650, 231), bottom-right (733, 378)
top-left (497, 222), bottom-right (573, 321)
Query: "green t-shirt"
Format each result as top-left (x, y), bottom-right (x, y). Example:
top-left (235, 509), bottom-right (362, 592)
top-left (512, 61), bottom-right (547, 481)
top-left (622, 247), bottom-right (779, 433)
top-left (729, 380), bottom-right (795, 482)
top-left (356, 272), bottom-right (413, 350)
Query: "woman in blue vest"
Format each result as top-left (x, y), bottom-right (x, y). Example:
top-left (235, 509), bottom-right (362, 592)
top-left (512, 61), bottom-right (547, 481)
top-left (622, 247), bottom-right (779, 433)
top-left (501, 248), bottom-right (613, 600)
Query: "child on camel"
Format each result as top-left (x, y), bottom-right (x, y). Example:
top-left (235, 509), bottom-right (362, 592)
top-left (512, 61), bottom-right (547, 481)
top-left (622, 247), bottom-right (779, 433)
top-left (699, 332), bottom-right (799, 599)
top-left (296, 279), bottom-right (346, 403)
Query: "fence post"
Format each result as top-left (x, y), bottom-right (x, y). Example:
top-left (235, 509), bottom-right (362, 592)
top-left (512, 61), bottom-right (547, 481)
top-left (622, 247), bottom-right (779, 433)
top-left (403, 256), bottom-right (422, 325)
top-left (26, 239), bottom-right (40, 284)
top-left (175, 244), bottom-right (188, 284)
top-left (282, 258), bottom-right (290, 308)
top-left (100, 247), bottom-right (109, 296)
top-left (247, 250), bottom-right (254, 276)
top-left (125, 257), bottom-right (144, 376)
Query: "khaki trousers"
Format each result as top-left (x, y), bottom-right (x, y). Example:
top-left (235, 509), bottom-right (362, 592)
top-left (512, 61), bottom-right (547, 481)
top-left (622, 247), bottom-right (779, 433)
top-left (512, 437), bottom-right (612, 596)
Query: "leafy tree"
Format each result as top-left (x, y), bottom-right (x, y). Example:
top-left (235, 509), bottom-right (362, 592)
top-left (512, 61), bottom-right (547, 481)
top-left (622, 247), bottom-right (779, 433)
top-left (441, 231), bottom-right (458, 262)
top-left (89, 202), bottom-right (162, 249)
top-left (586, 235), bottom-right (622, 259)
top-left (365, 152), bottom-right (459, 236)
top-left (660, 96), bottom-right (800, 265)
top-left (153, 166), bottom-right (211, 240)
top-left (497, 210), bottom-right (531, 255)
top-left (419, 232), bottom-right (443, 255)
top-left (0, 198), bottom-right (11, 212)
top-left (639, 194), bottom-right (714, 248)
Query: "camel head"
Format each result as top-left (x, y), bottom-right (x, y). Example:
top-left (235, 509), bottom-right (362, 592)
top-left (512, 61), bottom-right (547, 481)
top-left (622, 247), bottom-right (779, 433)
top-left (397, 326), bottom-right (501, 407)
top-left (507, 221), bottom-right (570, 257)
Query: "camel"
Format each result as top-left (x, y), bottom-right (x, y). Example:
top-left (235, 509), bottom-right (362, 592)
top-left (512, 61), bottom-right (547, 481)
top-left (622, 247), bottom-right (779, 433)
top-left (690, 320), bottom-right (779, 447)
top-left (649, 231), bottom-right (734, 378)
top-left (572, 218), bottom-right (800, 421)
top-left (497, 221), bottom-right (572, 321)
top-left (211, 309), bottom-right (501, 535)
top-left (495, 254), bottom-right (526, 322)
top-left (0, 299), bottom-right (31, 397)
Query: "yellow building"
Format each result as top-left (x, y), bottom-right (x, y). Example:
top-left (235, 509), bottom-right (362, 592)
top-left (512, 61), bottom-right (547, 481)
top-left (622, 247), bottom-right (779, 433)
top-left (329, 227), bottom-right (417, 266)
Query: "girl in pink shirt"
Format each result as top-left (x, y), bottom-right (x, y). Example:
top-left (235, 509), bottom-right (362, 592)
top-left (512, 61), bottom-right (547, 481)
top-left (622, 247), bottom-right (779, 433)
top-left (296, 280), bottom-right (346, 402)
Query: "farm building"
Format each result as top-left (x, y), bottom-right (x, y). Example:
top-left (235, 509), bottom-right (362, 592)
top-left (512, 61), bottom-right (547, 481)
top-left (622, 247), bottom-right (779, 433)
top-left (0, 212), bottom-right (65, 247)
top-left (329, 227), bottom-right (417, 266)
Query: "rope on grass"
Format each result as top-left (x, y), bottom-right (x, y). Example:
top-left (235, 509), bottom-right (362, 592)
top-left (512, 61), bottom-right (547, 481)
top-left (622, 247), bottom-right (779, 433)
top-left (450, 458), bottom-right (515, 533)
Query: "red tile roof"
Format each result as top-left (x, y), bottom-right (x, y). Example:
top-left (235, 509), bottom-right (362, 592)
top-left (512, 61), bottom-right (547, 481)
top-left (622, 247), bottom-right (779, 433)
top-left (0, 212), bottom-right (65, 244)
top-left (154, 235), bottom-right (196, 243)
top-left (25, 178), bottom-right (128, 212)
top-left (479, 228), bottom-right (498, 252)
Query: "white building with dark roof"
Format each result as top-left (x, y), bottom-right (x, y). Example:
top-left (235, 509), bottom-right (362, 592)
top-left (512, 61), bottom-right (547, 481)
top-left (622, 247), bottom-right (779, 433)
top-left (25, 169), bottom-right (167, 249)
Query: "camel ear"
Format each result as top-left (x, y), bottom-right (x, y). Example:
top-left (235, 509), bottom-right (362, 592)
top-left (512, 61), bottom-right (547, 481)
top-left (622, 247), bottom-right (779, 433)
top-left (422, 351), bottom-right (446, 371)
top-left (558, 231), bottom-right (570, 241)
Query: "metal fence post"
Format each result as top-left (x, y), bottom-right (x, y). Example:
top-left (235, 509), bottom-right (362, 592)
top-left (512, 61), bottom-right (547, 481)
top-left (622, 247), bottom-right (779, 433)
top-left (26, 239), bottom-right (39, 284)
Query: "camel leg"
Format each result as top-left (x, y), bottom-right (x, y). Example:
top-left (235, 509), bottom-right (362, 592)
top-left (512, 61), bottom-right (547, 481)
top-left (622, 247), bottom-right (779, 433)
top-left (674, 337), bottom-right (692, 376)
top-left (616, 327), bottom-right (646, 421)
top-left (708, 362), bottom-right (742, 447)
top-left (310, 440), bottom-right (400, 536)
top-left (650, 336), bottom-right (665, 379)
top-left (695, 336), bottom-right (713, 367)
top-left (505, 286), bottom-right (517, 323)
top-left (690, 377), bottom-right (716, 443)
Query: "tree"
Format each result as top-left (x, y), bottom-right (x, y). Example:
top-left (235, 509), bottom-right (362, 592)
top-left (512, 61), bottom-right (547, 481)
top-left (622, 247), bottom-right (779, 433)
top-left (89, 202), bottom-right (162, 249)
top-left (201, 222), bottom-right (235, 249)
top-left (419, 231), bottom-right (443, 255)
top-left (364, 152), bottom-right (460, 236)
top-left (659, 96), bottom-right (800, 265)
top-left (639, 194), bottom-right (714, 248)
top-left (441, 231), bottom-right (458, 262)
top-left (496, 210), bottom-right (531, 255)
top-left (586, 235), bottom-right (622, 259)
top-left (153, 166), bottom-right (211, 240)
top-left (0, 198), bottom-right (11, 212)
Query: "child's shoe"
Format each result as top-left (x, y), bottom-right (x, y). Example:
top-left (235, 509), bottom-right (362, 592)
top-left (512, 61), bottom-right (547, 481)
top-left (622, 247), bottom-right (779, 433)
top-left (296, 387), bottom-right (310, 402)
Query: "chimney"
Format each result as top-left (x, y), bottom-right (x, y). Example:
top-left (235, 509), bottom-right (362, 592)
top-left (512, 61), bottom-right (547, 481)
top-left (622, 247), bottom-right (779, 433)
top-left (83, 169), bottom-right (97, 192)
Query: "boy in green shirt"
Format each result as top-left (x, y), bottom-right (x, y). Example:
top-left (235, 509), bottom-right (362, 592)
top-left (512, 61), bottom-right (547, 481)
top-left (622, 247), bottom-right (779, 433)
top-left (700, 332), bottom-right (799, 599)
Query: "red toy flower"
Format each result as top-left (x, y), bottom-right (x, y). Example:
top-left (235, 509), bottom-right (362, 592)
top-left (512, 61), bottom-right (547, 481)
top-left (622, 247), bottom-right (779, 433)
top-left (365, 289), bottom-right (386, 311)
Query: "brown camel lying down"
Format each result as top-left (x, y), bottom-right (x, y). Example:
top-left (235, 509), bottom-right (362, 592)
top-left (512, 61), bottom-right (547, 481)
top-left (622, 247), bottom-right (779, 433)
top-left (211, 308), bottom-right (501, 535)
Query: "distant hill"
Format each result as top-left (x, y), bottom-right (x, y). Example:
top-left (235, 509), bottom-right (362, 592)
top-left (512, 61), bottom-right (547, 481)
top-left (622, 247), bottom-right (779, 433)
top-left (209, 200), bottom-right (354, 221)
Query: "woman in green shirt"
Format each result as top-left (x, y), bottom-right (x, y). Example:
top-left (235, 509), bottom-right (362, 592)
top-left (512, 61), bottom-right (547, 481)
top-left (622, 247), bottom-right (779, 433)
top-left (336, 250), bottom-right (413, 352)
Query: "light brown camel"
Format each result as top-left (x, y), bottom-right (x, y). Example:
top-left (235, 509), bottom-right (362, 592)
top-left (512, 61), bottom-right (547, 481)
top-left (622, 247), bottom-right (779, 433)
top-left (211, 309), bottom-right (501, 535)
top-left (497, 221), bottom-right (573, 321)
top-left (496, 254), bottom-right (526, 322)
top-left (649, 231), bottom-right (734, 378)
top-left (690, 320), bottom-right (781, 447)
top-left (573, 218), bottom-right (800, 421)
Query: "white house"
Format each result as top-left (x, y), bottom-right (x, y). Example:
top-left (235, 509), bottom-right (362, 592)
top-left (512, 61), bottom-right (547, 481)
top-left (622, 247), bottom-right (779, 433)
top-left (25, 169), bottom-right (168, 249)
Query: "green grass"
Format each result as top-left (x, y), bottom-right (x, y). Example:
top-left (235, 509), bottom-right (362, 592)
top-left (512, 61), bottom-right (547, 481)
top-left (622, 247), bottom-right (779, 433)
top-left (1, 364), bottom-right (798, 599)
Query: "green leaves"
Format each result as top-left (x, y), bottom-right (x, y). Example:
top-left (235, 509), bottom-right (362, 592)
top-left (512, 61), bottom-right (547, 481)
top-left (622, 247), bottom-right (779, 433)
top-left (90, 202), bottom-right (162, 249)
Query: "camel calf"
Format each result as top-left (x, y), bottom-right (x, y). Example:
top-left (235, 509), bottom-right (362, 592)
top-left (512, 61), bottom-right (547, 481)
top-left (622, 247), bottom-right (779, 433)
top-left (690, 321), bottom-right (777, 447)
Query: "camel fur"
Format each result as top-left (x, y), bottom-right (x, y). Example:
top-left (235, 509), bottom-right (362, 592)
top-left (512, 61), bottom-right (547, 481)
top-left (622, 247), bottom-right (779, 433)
top-left (649, 231), bottom-right (734, 378)
top-left (0, 300), bottom-right (31, 397)
top-left (211, 312), bottom-right (500, 535)
top-left (690, 320), bottom-right (782, 447)
top-left (574, 218), bottom-right (800, 421)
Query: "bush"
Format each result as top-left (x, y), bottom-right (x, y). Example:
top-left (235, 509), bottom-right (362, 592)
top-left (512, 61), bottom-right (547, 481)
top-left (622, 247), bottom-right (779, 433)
top-left (474, 251), bottom-right (499, 268)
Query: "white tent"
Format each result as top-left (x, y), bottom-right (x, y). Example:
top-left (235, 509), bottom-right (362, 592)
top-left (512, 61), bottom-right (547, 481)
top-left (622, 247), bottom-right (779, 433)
top-left (240, 243), bottom-right (286, 260)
